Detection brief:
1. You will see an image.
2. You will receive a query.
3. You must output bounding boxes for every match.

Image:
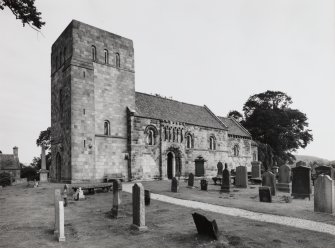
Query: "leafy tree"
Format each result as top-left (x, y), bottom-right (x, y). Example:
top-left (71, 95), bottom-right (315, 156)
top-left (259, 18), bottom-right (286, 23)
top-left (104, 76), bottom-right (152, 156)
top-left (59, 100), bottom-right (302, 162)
top-left (242, 91), bottom-right (313, 167)
top-left (21, 166), bottom-right (38, 181)
top-left (0, 0), bottom-right (45, 30)
top-left (36, 127), bottom-right (51, 150)
top-left (228, 110), bottom-right (244, 122)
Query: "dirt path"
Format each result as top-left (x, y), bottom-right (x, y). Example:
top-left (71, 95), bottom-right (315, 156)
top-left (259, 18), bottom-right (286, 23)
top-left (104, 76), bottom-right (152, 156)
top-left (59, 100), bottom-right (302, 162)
top-left (123, 183), bottom-right (335, 236)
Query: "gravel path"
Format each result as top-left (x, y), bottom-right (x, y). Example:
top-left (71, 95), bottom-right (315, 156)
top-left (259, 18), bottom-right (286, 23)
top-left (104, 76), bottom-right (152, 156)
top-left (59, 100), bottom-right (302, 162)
top-left (122, 183), bottom-right (335, 236)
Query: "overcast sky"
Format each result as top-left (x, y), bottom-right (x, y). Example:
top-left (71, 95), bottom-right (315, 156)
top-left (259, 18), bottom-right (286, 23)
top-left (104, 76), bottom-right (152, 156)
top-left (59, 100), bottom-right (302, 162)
top-left (0, 0), bottom-right (334, 163)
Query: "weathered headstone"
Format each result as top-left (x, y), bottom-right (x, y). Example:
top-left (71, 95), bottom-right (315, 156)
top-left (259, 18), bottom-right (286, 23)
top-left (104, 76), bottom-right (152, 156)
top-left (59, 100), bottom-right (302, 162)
top-left (291, 166), bottom-right (311, 199)
top-left (315, 165), bottom-right (335, 180)
top-left (54, 189), bottom-right (62, 235)
top-left (235, 166), bottom-right (248, 188)
top-left (39, 145), bottom-right (49, 182)
top-left (217, 162), bottom-right (223, 177)
top-left (251, 161), bottom-right (261, 179)
top-left (58, 201), bottom-right (66, 242)
top-left (277, 164), bottom-right (291, 193)
top-left (262, 171), bottom-right (276, 196)
top-left (63, 184), bottom-right (68, 207)
top-left (221, 164), bottom-right (230, 193)
top-left (171, 177), bottom-right (179, 192)
top-left (144, 190), bottom-right (150, 206)
top-left (314, 175), bottom-right (335, 214)
top-left (131, 183), bottom-right (147, 231)
top-left (259, 186), bottom-right (272, 203)
top-left (192, 212), bottom-right (219, 240)
top-left (111, 180), bottom-right (122, 218)
top-left (188, 173), bottom-right (194, 187)
top-left (200, 179), bottom-right (208, 191)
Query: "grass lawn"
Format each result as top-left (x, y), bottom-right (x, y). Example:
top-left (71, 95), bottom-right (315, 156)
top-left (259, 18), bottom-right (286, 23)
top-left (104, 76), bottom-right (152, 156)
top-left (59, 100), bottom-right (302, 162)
top-left (0, 182), bottom-right (334, 248)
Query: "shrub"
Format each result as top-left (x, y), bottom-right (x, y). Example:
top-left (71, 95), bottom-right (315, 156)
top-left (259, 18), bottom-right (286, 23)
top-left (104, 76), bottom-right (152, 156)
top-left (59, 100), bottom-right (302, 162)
top-left (0, 172), bottom-right (11, 187)
top-left (21, 166), bottom-right (38, 181)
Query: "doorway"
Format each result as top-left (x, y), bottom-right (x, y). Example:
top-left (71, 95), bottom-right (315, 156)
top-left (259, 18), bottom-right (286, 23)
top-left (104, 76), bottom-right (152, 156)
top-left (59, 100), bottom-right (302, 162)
top-left (167, 152), bottom-right (174, 179)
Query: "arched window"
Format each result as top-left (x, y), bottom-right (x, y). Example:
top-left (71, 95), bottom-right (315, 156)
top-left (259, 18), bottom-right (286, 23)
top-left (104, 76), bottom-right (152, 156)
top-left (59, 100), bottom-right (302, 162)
top-left (186, 133), bottom-right (193, 149)
top-left (180, 130), bottom-right (183, 143)
top-left (91, 45), bottom-right (97, 62)
top-left (209, 136), bottom-right (216, 150)
top-left (104, 120), bottom-right (110, 135)
top-left (115, 53), bottom-right (120, 68)
top-left (164, 127), bottom-right (168, 141)
top-left (172, 128), bottom-right (176, 142)
top-left (233, 144), bottom-right (240, 156)
top-left (145, 126), bottom-right (157, 145)
top-left (104, 49), bottom-right (109, 64)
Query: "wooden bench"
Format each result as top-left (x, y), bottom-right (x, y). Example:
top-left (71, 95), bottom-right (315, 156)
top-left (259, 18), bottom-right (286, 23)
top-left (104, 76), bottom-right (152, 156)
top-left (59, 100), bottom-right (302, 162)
top-left (103, 173), bottom-right (125, 183)
top-left (72, 183), bottom-right (113, 194)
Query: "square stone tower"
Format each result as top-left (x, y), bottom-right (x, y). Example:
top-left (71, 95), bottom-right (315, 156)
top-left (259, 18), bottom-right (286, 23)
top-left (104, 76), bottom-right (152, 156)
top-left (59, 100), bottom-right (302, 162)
top-left (50, 20), bottom-right (135, 183)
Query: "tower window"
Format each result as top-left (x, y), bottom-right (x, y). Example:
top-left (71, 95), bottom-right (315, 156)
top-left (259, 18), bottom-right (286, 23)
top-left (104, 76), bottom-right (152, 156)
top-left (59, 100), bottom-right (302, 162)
top-left (104, 120), bottom-right (110, 135)
top-left (92, 45), bottom-right (97, 62)
top-left (104, 49), bottom-right (109, 64)
top-left (145, 126), bottom-right (157, 145)
top-left (186, 133), bottom-right (194, 149)
top-left (209, 136), bottom-right (216, 150)
top-left (115, 53), bottom-right (120, 68)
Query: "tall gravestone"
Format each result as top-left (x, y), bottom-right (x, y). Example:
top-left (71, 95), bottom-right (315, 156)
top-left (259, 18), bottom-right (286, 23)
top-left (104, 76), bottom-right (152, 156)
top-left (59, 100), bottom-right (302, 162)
top-left (131, 183), bottom-right (147, 231)
top-left (58, 201), bottom-right (66, 242)
top-left (251, 161), bottom-right (261, 179)
top-left (111, 180), bottom-right (122, 218)
top-left (259, 186), bottom-right (272, 203)
top-left (188, 173), bottom-right (194, 187)
top-left (277, 164), bottom-right (291, 193)
top-left (171, 177), bottom-right (179, 192)
top-left (262, 171), bottom-right (276, 196)
top-left (235, 166), bottom-right (248, 188)
top-left (39, 145), bottom-right (48, 182)
top-left (217, 162), bottom-right (223, 177)
top-left (54, 189), bottom-right (62, 235)
top-left (314, 175), bottom-right (335, 214)
top-left (291, 166), bottom-right (311, 200)
top-left (221, 164), bottom-right (230, 193)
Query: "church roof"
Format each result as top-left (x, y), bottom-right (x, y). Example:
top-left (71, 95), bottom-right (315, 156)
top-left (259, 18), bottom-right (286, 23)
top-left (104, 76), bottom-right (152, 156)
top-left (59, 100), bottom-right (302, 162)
top-left (0, 154), bottom-right (20, 170)
top-left (135, 92), bottom-right (227, 130)
top-left (218, 116), bottom-right (251, 138)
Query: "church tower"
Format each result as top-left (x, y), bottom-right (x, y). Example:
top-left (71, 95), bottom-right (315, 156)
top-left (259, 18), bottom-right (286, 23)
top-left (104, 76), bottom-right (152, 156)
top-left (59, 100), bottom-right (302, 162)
top-left (51, 20), bottom-right (135, 183)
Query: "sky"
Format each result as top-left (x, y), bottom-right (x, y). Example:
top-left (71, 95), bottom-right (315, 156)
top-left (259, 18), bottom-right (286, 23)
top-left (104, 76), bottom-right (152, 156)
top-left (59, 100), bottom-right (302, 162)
top-left (0, 0), bottom-right (334, 164)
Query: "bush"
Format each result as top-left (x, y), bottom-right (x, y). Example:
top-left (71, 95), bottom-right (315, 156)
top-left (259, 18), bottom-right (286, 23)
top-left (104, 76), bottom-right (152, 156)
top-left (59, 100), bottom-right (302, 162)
top-left (21, 166), bottom-right (38, 181)
top-left (0, 172), bottom-right (11, 187)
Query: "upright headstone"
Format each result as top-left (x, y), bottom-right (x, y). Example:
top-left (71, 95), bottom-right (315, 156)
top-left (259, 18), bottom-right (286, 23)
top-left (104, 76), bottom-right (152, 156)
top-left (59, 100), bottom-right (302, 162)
top-left (144, 190), bottom-right (150, 206)
top-left (111, 180), bottom-right (122, 218)
top-left (221, 164), bottom-right (230, 193)
top-left (58, 201), bottom-right (65, 242)
top-left (131, 183), bottom-right (147, 231)
top-left (217, 162), bottom-right (223, 177)
top-left (314, 175), bottom-right (335, 214)
top-left (235, 166), bottom-right (248, 188)
top-left (262, 171), bottom-right (276, 196)
top-left (291, 166), bottom-right (311, 199)
top-left (54, 189), bottom-right (62, 235)
top-left (188, 173), bottom-right (194, 187)
top-left (171, 177), bottom-right (179, 192)
top-left (277, 164), bottom-right (291, 193)
top-left (63, 184), bottom-right (68, 207)
top-left (39, 145), bottom-right (48, 182)
top-left (259, 186), bottom-right (272, 203)
top-left (192, 212), bottom-right (219, 240)
top-left (200, 179), bottom-right (208, 191)
top-left (251, 161), bottom-right (261, 179)
top-left (315, 165), bottom-right (334, 180)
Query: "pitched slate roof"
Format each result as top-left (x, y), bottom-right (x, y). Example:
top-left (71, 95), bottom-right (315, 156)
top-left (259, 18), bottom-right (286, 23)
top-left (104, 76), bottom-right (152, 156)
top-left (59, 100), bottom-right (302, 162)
top-left (0, 154), bottom-right (20, 170)
top-left (218, 116), bottom-right (251, 138)
top-left (135, 92), bottom-right (226, 129)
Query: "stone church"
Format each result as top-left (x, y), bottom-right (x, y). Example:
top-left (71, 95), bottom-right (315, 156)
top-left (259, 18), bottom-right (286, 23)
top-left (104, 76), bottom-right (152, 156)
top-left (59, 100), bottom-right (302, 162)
top-left (50, 20), bottom-right (258, 183)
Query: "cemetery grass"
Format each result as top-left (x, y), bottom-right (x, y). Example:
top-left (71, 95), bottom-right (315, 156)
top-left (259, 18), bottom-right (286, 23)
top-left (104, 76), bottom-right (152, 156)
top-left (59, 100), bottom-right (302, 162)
top-left (0, 184), bottom-right (334, 248)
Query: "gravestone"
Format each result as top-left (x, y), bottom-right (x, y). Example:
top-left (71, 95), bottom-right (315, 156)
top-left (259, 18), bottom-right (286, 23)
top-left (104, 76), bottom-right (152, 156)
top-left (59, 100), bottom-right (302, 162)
top-left (217, 162), bottom-right (223, 177)
top-left (315, 165), bottom-right (335, 180)
top-left (144, 190), bottom-right (150, 206)
top-left (259, 186), bottom-right (272, 203)
top-left (188, 173), bottom-right (194, 187)
top-left (111, 180), bottom-right (122, 218)
top-left (73, 187), bottom-right (85, 201)
top-left (314, 175), bottom-right (335, 214)
top-left (131, 183), bottom-right (147, 231)
top-left (39, 145), bottom-right (49, 182)
top-left (200, 179), bottom-right (208, 191)
top-left (277, 164), bottom-right (291, 193)
top-left (221, 164), bottom-right (230, 193)
top-left (235, 166), bottom-right (248, 188)
top-left (251, 161), bottom-right (261, 179)
top-left (57, 201), bottom-right (66, 242)
top-left (291, 166), bottom-right (311, 199)
top-left (63, 184), bottom-right (68, 207)
top-left (171, 177), bottom-right (179, 192)
top-left (54, 189), bottom-right (62, 235)
top-left (192, 212), bottom-right (219, 240)
top-left (262, 171), bottom-right (276, 196)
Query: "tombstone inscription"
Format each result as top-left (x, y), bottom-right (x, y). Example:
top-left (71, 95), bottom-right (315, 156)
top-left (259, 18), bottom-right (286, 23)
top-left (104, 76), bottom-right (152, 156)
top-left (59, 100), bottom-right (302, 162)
top-left (314, 175), bottom-right (335, 214)
top-left (235, 166), bottom-right (248, 188)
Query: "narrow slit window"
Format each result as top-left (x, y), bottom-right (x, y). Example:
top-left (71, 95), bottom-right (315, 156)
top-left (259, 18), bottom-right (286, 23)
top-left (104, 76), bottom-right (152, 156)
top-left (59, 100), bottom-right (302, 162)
top-left (92, 45), bottom-right (97, 62)
top-left (104, 120), bottom-right (110, 135)
top-left (104, 49), bottom-right (109, 64)
top-left (115, 53), bottom-right (120, 68)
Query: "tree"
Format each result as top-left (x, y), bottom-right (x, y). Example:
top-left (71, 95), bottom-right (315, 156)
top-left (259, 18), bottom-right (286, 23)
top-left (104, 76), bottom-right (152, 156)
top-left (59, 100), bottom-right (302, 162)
top-left (227, 110), bottom-right (244, 123)
top-left (36, 127), bottom-right (51, 149)
top-left (0, 0), bottom-right (45, 30)
top-left (242, 91), bottom-right (313, 167)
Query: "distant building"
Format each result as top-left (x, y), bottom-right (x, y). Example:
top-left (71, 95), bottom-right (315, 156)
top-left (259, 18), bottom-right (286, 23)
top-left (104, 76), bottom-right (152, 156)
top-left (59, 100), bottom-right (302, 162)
top-left (0, 147), bottom-right (21, 179)
top-left (50, 20), bottom-right (258, 183)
